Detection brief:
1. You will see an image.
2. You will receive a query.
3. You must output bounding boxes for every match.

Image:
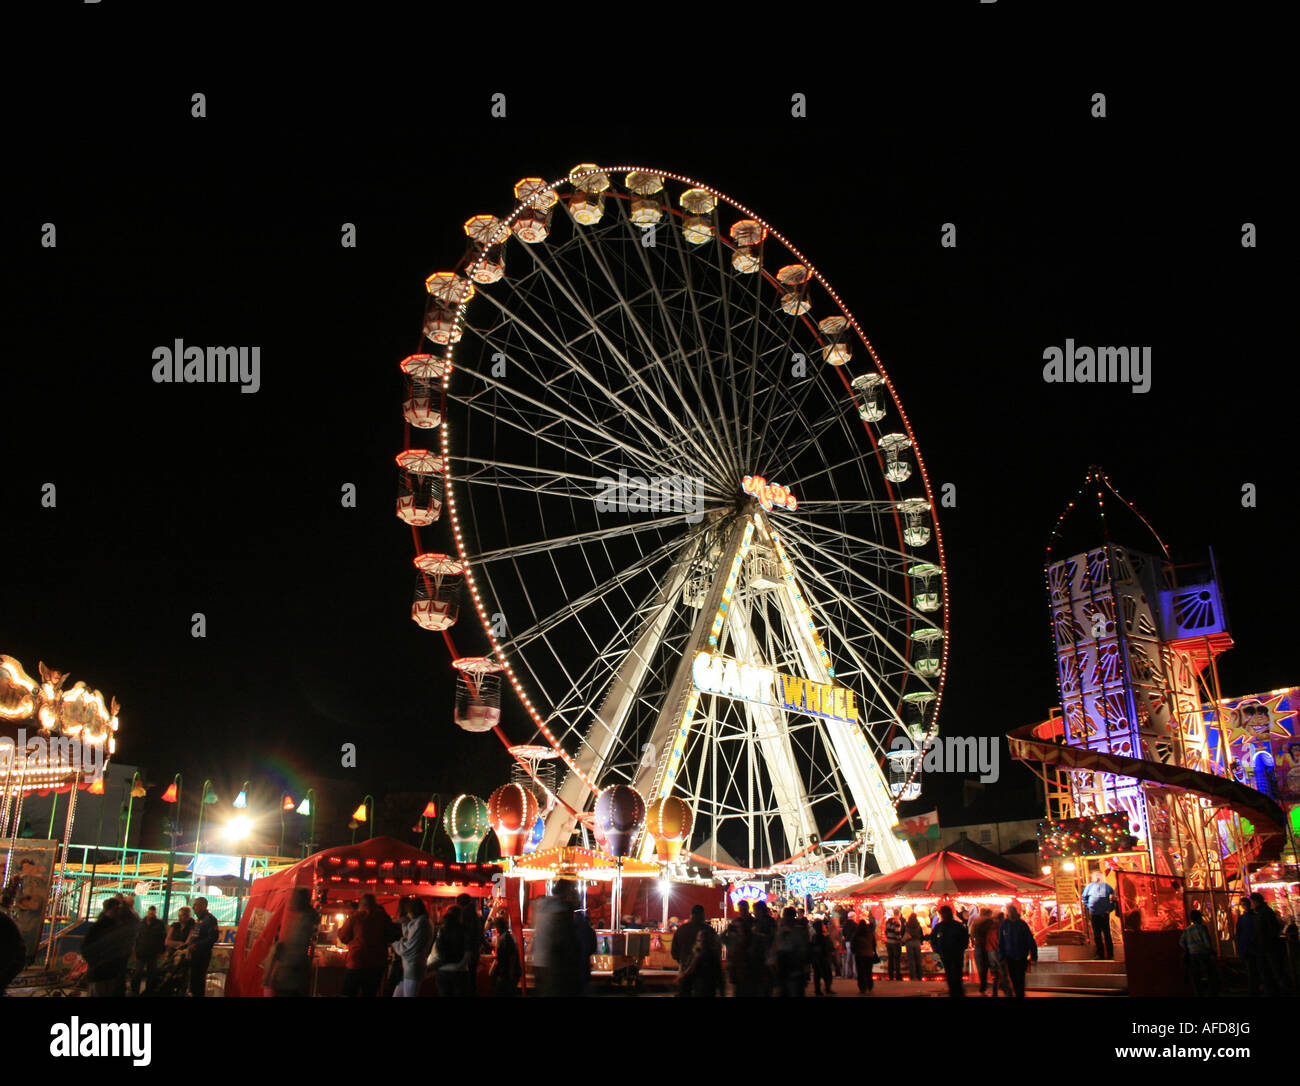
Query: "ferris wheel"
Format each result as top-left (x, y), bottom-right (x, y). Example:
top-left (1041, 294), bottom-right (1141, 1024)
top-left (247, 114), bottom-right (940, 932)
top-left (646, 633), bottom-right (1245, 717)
top-left (398, 165), bottom-right (948, 875)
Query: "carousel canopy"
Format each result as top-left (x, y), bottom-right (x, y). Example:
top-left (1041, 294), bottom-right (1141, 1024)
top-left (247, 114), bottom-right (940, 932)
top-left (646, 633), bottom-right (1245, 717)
top-left (510, 846), bottom-right (660, 882)
top-left (834, 846), bottom-right (1054, 900)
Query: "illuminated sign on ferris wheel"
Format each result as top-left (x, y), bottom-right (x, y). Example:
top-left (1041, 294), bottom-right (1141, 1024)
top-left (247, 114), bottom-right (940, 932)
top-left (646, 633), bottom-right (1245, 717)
top-left (691, 651), bottom-right (859, 725)
top-left (742, 475), bottom-right (798, 512)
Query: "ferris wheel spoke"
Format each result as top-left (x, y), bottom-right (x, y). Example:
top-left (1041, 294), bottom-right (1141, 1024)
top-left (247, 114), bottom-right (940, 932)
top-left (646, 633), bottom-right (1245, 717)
top-left (777, 525), bottom-right (934, 694)
top-left (563, 214), bottom-right (738, 475)
top-left (758, 393), bottom-right (857, 480)
top-left (492, 524), bottom-right (703, 659)
top-left (655, 207), bottom-right (746, 481)
top-left (469, 511), bottom-right (709, 567)
top-left (449, 356), bottom-right (692, 484)
top-left (622, 212), bottom-right (747, 482)
top-left (517, 234), bottom-right (733, 481)
top-left (468, 280), bottom-right (718, 480)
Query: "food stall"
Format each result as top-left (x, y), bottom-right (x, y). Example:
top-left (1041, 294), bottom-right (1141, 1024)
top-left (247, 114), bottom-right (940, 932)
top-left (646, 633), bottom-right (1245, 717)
top-left (226, 836), bottom-right (499, 997)
top-left (824, 846), bottom-right (1055, 982)
top-left (509, 847), bottom-right (663, 984)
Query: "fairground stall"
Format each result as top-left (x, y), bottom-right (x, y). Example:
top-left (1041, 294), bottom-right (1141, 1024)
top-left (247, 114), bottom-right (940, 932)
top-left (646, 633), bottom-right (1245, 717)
top-left (226, 836), bottom-right (499, 996)
top-left (1, 654), bottom-right (120, 974)
top-left (825, 846), bottom-right (1055, 983)
top-left (509, 846), bottom-right (667, 986)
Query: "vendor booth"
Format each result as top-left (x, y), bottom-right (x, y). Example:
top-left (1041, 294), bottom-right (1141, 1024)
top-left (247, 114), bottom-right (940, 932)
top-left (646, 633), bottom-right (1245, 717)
top-left (825, 846), bottom-right (1055, 981)
top-left (226, 836), bottom-right (499, 997)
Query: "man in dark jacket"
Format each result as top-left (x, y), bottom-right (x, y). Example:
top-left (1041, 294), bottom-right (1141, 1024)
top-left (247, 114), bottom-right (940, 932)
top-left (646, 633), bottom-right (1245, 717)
top-left (185, 897), bottom-right (220, 998)
top-left (971, 908), bottom-right (997, 995)
top-left (996, 904), bottom-right (1037, 998)
top-left (1239, 893), bottom-right (1282, 996)
top-left (456, 893), bottom-right (485, 996)
top-left (337, 893), bottom-right (394, 997)
top-left (928, 904), bottom-right (970, 997)
top-left (131, 906), bottom-right (167, 996)
top-left (83, 898), bottom-right (132, 997)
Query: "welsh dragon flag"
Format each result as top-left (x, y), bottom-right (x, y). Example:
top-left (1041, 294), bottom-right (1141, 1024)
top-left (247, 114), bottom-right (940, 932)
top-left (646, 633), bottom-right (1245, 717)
top-left (893, 809), bottom-right (940, 842)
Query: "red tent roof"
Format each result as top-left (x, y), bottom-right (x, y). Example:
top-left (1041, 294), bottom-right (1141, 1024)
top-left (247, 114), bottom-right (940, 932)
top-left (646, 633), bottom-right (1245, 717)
top-left (835, 847), bottom-right (1054, 899)
top-left (226, 836), bottom-right (500, 997)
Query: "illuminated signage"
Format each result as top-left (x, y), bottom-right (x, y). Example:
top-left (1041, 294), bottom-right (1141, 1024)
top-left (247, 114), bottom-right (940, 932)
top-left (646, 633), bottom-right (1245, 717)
top-left (742, 475), bottom-right (798, 512)
top-left (1037, 812), bottom-right (1138, 860)
top-left (691, 652), bottom-right (859, 724)
top-left (786, 870), bottom-right (828, 896)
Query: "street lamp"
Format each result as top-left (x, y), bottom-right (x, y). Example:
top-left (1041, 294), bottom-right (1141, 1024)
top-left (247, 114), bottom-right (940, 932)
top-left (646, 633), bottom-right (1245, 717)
top-left (279, 795), bottom-right (295, 857)
top-left (351, 795), bottom-right (374, 844)
top-left (296, 789), bottom-right (316, 856)
top-left (120, 772), bottom-right (145, 884)
top-left (418, 796), bottom-right (439, 853)
top-left (224, 814), bottom-right (253, 925)
top-left (194, 779), bottom-right (219, 856)
top-left (160, 773), bottom-right (183, 924)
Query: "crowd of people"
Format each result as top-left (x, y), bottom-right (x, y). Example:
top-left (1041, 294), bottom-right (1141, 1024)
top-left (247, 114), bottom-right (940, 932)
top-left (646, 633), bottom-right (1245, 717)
top-left (672, 899), bottom-right (1042, 998)
top-left (79, 894), bottom-right (218, 997)
top-left (5, 873), bottom-right (1295, 999)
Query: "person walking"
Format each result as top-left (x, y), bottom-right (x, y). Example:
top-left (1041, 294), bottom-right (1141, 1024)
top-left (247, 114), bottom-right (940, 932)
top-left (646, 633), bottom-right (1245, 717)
top-left (83, 898), bottom-right (133, 997)
top-left (987, 911), bottom-right (1012, 997)
top-left (456, 893), bottom-right (485, 997)
top-left (1246, 892), bottom-right (1285, 996)
top-left (903, 911), bottom-right (925, 982)
top-left (809, 919), bottom-right (834, 996)
top-left (679, 911), bottom-right (724, 997)
top-left (131, 906), bottom-right (167, 996)
top-left (431, 904), bottom-right (471, 996)
top-left (750, 902), bottom-right (776, 997)
top-left (996, 904), bottom-right (1037, 998)
top-left (775, 907), bottom-right (810, 997)
top-left (850, 912), bottom-right (877, 994)
top-left (267, 887), bottom-right (319, 997)
top-left (929, 904), bottom-right (969, 997)
top-left (490, 916), bottom-right (522, 997)
top-left (531, 879), bottom-right (582, 997)
top-left (1179, 908), bottom-right (1219, 997)
top-left (337, 893), bottom-right (394, 997)
top-left (722, 902), bottom-right (754, 997)
top-left (971, 908), bottom-right (996, 996)
top-left (1080, 872), bottom-right (1116, 960)
top-left (392, 897), bottom-right (433, 998)
top-left (884, 907), bottom-right (905, 981)
top-left (839, 913), bottom-right (857, 981)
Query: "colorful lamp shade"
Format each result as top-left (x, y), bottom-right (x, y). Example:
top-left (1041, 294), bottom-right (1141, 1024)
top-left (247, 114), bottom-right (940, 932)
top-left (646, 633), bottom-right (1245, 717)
top-left (488, 783), bottom-right (540, 858)
top-left (282, 795), bottom-right (296, 812)
top-left (593, 784), bottom-right (646, 859)
top-left (351, 803), bottom-right (369, 823)
top-left (130, 781), bottom-right (147, 799)
top-left (202, 785), bottom-right (219, 805)
top-left (296, 797), bottom-right (311, 816)
top-left (443, 794), bottom-right (491, 862)
top-left (161, 782), bottom-right (179, 803)
top-left (233, 789), bottom-right (248, 809)
top-left (88, 776), bottom-right (105, 796)
top-left (645, 794), bottom-right (694, 862)
top-left (422, 800), bottom-right (438, 819)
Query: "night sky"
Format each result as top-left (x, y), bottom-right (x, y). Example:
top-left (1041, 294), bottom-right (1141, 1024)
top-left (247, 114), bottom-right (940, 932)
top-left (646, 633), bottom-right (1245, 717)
top-left (3, 43), bottom-right (1288, 850)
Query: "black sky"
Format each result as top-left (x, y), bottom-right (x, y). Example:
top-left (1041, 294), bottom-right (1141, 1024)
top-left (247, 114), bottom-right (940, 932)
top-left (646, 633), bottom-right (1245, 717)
top-left (2, 42), bottom-right (1290, 844)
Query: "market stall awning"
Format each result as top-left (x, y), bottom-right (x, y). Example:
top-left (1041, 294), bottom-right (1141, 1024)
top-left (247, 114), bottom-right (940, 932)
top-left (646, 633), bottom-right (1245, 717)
top-left (831, 846), bottom-right (1054, 900)
top-left (509, 847), bottom-right (661, 882)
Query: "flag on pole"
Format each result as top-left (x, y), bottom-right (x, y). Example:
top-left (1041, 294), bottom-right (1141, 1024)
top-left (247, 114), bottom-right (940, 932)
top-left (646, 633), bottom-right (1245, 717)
top-left (893, 809), bottom-right (940, 842)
